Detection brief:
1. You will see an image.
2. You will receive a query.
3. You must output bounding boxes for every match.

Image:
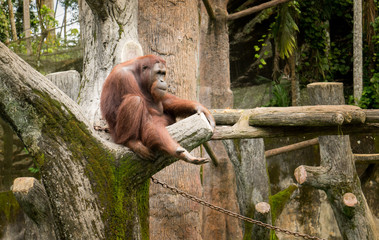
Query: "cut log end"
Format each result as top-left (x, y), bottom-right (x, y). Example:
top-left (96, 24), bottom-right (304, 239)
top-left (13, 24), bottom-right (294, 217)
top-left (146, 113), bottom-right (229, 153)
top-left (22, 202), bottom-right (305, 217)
top-left (12, 177), bottom-right (36, 193)
top-left (255, 202), bottom-right (271, 214)
top-left (343, 193), bottom-right (358, 207)
top-left (333, 113), bottom-right (344, 125)
top-left (294, 166), bottom-right (307, 184)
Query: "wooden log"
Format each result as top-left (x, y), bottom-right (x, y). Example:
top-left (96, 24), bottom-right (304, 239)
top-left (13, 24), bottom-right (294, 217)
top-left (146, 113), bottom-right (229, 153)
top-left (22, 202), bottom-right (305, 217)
top-left (211, 105), bottom-right (366, 127)
top-left (354, 154), bottom-right (379, 164)
top-left (363, 109), bottom-right (379, 123)
top-left (211, 123), bottom-right (379, 140)
top-left (294, 136), bottom-right (378, 239)
top-left (265, 138), bottom-right (318, 157)
top-left (12, 177), bottom-right (57, 239)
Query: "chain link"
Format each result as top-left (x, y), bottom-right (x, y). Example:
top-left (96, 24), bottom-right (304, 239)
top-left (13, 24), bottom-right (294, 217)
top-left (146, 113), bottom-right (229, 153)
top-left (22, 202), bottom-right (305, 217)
top-left (151, 177), bottom-right (326, 240)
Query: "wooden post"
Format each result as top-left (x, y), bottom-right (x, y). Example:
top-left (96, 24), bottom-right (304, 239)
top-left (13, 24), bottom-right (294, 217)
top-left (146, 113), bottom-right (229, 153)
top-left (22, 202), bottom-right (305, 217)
top-left (294, 82), bottom-right (378, 239)
top-left (12, 177), bottom-right (57, 239)
top-left (294, 136), bottom-right (378, 239)
top-left (223, 138), bottom-right (271, 239)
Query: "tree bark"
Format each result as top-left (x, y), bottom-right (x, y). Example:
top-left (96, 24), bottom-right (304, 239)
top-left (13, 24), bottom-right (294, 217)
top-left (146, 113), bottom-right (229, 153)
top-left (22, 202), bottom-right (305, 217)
top-left (292, 82), bottom-right (378, 239)
top-left (12, 177), bottom-right (57, 239)
top-left (199, 1), bottom-right (242, 239)
top-left (138, 1), bottom-right (204, 239)
top-left (294, 136), bottom-right (378, 239)
top-left (210, 105), bottom-right (366, 126)
top-left (353, 0), bottom-right (363, 104)
top-left (223, 138), bottom-right (271, 239)
top-left (7, 0), bottom-right (18, 41)
top-left (0, 42), bottom-right (213, 239)
top-left (78, 0), bottom-right (139, 125)
top-left (212, 124), bottom-right (379, 140)
top-left (23, 0), bottom-right (32, 55)
top-left (307, 82), bottom-right (345, 105)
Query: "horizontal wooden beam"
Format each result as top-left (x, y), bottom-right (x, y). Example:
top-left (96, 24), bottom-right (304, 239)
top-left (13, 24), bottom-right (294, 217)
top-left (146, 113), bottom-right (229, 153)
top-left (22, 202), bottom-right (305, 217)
top-left (354, 154), bottom-right (379, 164)
top-left (211, 105), bottom-right (379, 127)
top-left (212, 123), bottom-right (379, 140)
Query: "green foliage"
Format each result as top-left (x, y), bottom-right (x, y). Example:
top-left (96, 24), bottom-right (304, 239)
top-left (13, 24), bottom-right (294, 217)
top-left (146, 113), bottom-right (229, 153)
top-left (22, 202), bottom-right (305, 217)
top-left (28, 166), bottom-right (40, 173)
top-left (0, 3), bottom-right (8, 42)
top-left (254, 34), bottom-right (270, 69)
top-left (272, 1), bottom-right (299, 59)
top-left (356, 73), bottom-right (379, 108)
top-left (266, 81), bottom-right (291, 107)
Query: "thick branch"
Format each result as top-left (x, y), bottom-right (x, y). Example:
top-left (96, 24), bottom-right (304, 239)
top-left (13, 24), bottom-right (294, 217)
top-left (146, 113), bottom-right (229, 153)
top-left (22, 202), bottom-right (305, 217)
top-left (0, 42), bottom-right (92, 154)
top-left (0, 42), bottom-right (213, 238)
top-left (201, 0), bottom-right (216, 20)
top-left (118, 113), bottom-right (214, 187)
top-left (84, 0), bottom-right (108, 20)
top-left (354, 154), bottom-right (379, 164)
top-left (228, 0), bottom-right (290, 21)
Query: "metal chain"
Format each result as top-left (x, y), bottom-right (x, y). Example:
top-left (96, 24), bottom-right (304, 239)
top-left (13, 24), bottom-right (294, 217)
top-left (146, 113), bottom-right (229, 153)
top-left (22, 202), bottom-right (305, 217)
top-left (151, 177), bottom-right (326, 240)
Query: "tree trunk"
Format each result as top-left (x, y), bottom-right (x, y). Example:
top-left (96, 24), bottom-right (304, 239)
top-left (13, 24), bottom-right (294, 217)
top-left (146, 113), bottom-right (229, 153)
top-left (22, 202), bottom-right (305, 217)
top-left (42, 0), bottom-right (56, 39)
top-left (23, 0), bottom-right (32, 55)
top-left (138, 1), bottom-right (203, 239)
top-left (294, 136), bottom-right (378, 239)
top-left (78, 0), bottom-right (139, 126)
top-left (199, 1), bottom-right (242, 239)
top-left (223, 138), bottom-right (271, 239)
top-left (289, 53), bottom-right (299, 106)
top-left (0, 37), bottom-right (213, 240)
top-left (353, 0), bottom-right (363, 104)
top-left (307, 82), bottom-right (345, 105)
top-left (292, 82), bottom-right (378, 239)
top-left (7, 0), bottom-right (18, 41)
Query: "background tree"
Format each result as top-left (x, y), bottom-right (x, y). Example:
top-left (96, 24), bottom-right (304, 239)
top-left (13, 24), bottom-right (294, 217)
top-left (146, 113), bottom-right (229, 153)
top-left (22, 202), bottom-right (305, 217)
top-left (138, 0), bottom-right (204, 239)
top-left (7, 0), bottom-right (17, 41)
top-left (354, 0), bottom-right (363, 104)
top-left (23, 0), bottom-right (32, 55)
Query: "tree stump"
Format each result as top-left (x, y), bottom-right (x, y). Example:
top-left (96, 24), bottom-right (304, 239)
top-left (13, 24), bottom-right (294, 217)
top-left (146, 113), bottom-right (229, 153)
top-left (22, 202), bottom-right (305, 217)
top-left (12, 177), bottom-right (57, 239)
top-left (307, 82), bottom-right (345, 105)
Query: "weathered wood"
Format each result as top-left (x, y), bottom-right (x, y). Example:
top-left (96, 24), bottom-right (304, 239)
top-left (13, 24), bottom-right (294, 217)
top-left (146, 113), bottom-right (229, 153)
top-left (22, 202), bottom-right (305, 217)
top-left (265, 138), bottom-right (318, 157)
top-left (294, 136), bottom-right (378, 239)
top-left (138, 1), bottom-right (206, 239)
top-left (199, 1), bottom-right (242, 237)
top-left (46, 70), bottom-right (81, 101)
top-left (363, 109), bottom-right (379, 123)
top-left (212, 123), bottom-right (379, 139)
top-left (211, 105), bottom-right (366, 127)
top-left (307, 82), bottom-right (345, 105)
top-left (343, 193), bottom-right (358, 207)
top-left (0, 42), bottom-right (213, 240)
top-left (354, 154), bottom-right (379, 164)
top-left (223, 138), bottom-right (271, 239)
top-left (227, 0), bottom-right (290, 20)
top-left (12, 177), bottom-right (57, 239)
